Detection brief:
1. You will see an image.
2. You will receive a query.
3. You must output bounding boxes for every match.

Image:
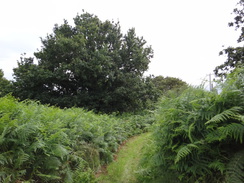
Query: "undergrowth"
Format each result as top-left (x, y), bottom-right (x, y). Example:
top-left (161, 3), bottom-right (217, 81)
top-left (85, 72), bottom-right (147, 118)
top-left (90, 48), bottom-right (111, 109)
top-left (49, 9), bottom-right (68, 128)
top-left (137, 68), bottom-right (244, 183)
top-left (0, 96), bottom-right (153, 182)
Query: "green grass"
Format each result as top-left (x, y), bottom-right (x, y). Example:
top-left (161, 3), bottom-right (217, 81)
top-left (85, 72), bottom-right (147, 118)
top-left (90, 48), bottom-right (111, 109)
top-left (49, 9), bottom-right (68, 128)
top-left (96, 133), bottom-right (151, 183)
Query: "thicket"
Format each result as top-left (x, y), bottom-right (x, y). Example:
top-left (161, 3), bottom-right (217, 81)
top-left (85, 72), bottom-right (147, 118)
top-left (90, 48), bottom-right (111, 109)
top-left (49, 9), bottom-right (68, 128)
top-left (0, 96), bottom-right (153, 183)
top-left (138, 68), bottom-right (244, 183)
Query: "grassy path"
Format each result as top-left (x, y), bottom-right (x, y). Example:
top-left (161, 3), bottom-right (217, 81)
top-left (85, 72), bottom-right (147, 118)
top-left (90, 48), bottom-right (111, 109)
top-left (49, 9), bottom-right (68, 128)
top-left (96, 133), bottom-right (151, 183)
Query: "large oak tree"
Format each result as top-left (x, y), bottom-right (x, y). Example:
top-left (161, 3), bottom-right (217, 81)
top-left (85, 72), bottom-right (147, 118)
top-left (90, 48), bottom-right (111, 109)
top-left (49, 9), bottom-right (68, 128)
top-left (13, 12), bottom-right (159, 113)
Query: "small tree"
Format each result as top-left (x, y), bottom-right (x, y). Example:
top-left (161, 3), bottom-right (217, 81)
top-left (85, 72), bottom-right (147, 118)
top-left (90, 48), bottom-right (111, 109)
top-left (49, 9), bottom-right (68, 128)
top-left (13, 12), bottom-right (159, 113)
top-left (151, 76), bottom-right (188, 95)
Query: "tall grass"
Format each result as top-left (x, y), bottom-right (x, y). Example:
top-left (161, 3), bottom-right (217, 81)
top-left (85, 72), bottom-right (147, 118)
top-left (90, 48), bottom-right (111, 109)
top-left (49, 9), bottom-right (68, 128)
top-left (0, 96), bottom-right (152, 182)
top-left (138, 68), bottom-right (244, 183)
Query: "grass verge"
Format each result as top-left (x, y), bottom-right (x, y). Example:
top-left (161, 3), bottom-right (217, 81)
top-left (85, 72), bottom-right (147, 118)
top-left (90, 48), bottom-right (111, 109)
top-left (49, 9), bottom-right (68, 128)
top-left (96, 133), bottom-right (151, 183)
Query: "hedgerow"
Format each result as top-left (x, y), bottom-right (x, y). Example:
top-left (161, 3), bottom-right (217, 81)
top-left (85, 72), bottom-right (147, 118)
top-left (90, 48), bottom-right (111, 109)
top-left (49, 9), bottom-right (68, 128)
top-left (137, 68), bottom-right (244, 183)
top-left (0, 96), bottom-right (152, 182)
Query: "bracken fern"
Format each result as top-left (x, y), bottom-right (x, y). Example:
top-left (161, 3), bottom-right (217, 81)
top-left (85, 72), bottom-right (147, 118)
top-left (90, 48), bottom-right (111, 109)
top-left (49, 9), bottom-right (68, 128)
top-left (0, 94), bottom-right (152, 182)
top-left (138, 68), bottom-right (244, 182)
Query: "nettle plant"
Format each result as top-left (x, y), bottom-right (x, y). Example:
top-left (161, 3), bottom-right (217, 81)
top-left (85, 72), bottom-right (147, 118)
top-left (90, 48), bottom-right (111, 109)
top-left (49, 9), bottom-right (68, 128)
top-left (139, 68), bottom-right (244, 183)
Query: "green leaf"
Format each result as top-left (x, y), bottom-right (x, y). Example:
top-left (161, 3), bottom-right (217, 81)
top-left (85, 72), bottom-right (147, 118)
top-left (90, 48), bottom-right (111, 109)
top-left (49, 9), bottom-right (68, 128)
top-left (205, 106), bottom-right (242, 125)
top-left (37, 173), bottom-right (61, 181)
top-left (51, 144), bottom-right (69, 159)
top-left (175, 143), bottom-right (199, 163)
top-left (208, 160), bottom-right (225, 174)
top-left (221, 123), bottom-right (244, 143)
top-left (14, 150), bottom-right (30, 168)
top-left (226, 150), bottom-right (244, 183)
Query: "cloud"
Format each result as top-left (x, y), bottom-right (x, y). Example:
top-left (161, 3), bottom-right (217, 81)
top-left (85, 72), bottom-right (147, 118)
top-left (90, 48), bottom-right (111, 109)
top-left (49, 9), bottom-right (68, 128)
top-left (0, 0), bottom-right (241, 84)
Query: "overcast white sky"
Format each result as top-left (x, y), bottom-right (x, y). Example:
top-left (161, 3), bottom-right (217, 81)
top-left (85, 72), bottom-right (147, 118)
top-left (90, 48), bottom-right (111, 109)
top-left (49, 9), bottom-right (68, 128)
top-left (0, 0), bottom-right (241, 86)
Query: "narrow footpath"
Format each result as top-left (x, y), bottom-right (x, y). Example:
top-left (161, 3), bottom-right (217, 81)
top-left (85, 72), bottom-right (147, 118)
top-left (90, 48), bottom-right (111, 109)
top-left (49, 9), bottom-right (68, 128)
top-left (96, 133), bottom-right (151, 183)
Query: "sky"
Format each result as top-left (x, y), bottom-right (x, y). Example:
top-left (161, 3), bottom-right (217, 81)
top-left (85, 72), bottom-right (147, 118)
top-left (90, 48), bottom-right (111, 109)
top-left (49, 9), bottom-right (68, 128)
top-left (0, 0), bottom-right (241, 86)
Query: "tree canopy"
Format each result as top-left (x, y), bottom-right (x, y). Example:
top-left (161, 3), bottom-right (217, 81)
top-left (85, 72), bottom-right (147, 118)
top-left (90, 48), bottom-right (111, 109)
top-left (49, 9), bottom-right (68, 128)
top-left (12, 12), bottom-right (159, 113)
top-left (151, 76), bottom-right (188, 95)
top-left (214, 0), bottom-right (244, 77)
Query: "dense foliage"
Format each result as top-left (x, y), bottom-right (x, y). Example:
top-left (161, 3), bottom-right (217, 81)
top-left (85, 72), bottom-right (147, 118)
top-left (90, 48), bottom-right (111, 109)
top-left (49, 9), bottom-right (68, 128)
top-left (151, 76), bottom-right (188, 95)
top-left (138, 68), bottom-right (244, 183)
top-left (0, 95), bottom-right (153, 182)
top-left (214, 0), bottom-right (244, 77)
top-left (0, 69), bottom-right (12, 97)
top-left (12, 12), bottom-right (159, 113)
top-left (1, 2), bottom-right (243, 183)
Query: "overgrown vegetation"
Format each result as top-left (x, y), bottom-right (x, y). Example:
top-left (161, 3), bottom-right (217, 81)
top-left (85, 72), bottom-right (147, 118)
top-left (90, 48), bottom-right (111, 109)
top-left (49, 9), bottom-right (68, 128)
top-left (1, 1), bottom-right (244, 183)
top-left (137, 68), bottom-right (244, 183)
top-left (0, 96), bottom-right (153, 182)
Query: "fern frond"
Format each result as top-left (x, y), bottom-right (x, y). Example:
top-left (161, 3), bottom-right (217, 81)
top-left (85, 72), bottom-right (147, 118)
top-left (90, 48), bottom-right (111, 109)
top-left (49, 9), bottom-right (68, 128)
top-left (14, 149), bottom-right (30, 168)
top-left (220, 123), bottom-right (244, 143)
top-left (0, 127), bottom-right (9, 145)
top-left (12, 123), bottom-right (38, 143)
top-left (205, 106), bottom-right (242, 125)
top-left (51, 144), bottom-right (69, 160)
top-left (0, 154), bottom-right (8, 165)
top-left (226, 150), bottom-right (244, 183)
top-left (43, 156), bottom-right (62, 170)
top-left (30, 139), bottom-right (46, 152)
top-left (175, 143), bottom-right (199, 163)
top-left (48, 130), bottom-right (69, 144)
top-left (205, 129), bottom-right (222, 142)
top-left (63, 169), bottom-right (73, 183)
top-left (0, 151), bottom-right (14, 167)
top-left (188, 123), bottom-right (195, 143)
top-left (2, 175), bottom-right (11, 183)
top-left (235, 114), bottom-right (244, 123)
top-left (208, 160), bottom-right (225, 174)
top-left (37, 172), bottom-right (61, 181)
